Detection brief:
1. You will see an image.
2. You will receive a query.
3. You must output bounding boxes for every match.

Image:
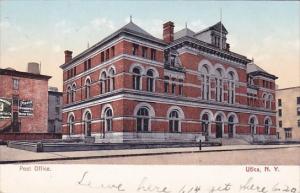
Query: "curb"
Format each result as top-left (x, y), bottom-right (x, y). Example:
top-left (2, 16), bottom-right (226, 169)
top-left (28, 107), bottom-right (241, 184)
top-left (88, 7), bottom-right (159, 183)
top-left (1, 145), bottom-right (299, 164)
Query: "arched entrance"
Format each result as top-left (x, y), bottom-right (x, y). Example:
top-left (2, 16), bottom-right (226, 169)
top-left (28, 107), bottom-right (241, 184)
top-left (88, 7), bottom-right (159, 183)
top-left (215, 115), bottom-right (223, 138)
top-left (201, 113), bottom-right (210, 140)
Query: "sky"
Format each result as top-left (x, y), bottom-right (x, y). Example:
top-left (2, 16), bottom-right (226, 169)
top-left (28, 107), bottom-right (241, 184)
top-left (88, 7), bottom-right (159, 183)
top-left (0, 1), bottom-right (299, 91)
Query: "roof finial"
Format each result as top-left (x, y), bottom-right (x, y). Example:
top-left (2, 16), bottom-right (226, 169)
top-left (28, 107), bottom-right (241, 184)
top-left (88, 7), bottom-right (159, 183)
top-left (130, 15), bottom-right (133, 23)
top-left (252, 57), bottom-right (254, 62)
top-left (185, 22), bottom-right (187, 29)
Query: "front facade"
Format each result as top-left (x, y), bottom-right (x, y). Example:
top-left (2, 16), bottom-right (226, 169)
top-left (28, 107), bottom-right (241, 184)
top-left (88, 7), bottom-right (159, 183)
top-left (48, 87), bottom-right (63, 133)
top-left (0, 66), bottom-right (51, 133)
top-left (276, 86), bottom-right (300, 140)
top-left (60, 20), bottom-right (277, 143)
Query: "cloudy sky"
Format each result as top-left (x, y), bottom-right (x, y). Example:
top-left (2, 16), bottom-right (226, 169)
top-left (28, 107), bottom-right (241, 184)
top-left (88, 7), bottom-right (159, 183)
top-left (0, 1), bottom-right (299, 91)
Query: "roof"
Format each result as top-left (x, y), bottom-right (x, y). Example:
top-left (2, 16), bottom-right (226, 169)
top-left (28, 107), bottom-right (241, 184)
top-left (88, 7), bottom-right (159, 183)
top-left (247, 62), bottom-right (268, 73)
top-left (121, 21), bottom-right (153, 37)
top-left (60, 21), bottom-right (166, 68)
top-left (247, 62), bottom-right (277, 79)
top-left (167, 35), bottom-right (251, 65)
top-left (174, 27), bottom-right (195, 40)
top-left (196, 21), bottom-right (228, 35)
top-left (0, 68), bottom-right (51, 80)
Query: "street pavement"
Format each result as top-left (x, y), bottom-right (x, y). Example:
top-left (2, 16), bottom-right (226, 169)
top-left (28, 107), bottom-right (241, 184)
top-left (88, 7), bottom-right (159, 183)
top-left (1, 144), bottom-right (300, 164)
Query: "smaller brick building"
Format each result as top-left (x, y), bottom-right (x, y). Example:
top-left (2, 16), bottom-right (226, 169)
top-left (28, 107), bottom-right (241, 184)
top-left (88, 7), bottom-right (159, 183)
top-left (0, 65), bottom-right (51, 133)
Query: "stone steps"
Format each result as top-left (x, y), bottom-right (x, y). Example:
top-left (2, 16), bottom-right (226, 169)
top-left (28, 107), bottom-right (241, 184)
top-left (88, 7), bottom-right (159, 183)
top-left (221, 138), bottom-right (250, 145)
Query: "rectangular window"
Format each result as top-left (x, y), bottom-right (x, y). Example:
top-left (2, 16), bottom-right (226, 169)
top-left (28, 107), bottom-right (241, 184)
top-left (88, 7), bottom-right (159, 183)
top-left (111, 46), bottom-right (115, 57)
top-left (278, 120), bottom-right (282, 128)
top-left (132, 44), bottom-right (139, 56)
top-left (151, 49), bottom-right (156, 60)
top-left (278, 99), bottom-right (282, 107)
top-left (179, 79), bottom-right (183, 96)
top-left (278, 109), bottom-right (282, 117)
top-left (13, 79), bottom-right (19, 90)
top-left (142, 47), bottom-right (147, 58)
top-left (284, 128), bottom-right (292, 139)
top-left (70, 68), bottom-right (74, 77)
top-left (164, 76), bottom-right (169, 93)
top-left (73, 67), bottom-right (76, 76)
top-left (55, 107), bottom-right (60, 114)
top-left (298, 120), bottom-right (300, 127)
top-left (297, 97), bottom-right (300, 105)
top-left (88, 59), bottom-right (92, 69)
top-left (101, 52), bottom-right (104, 63)
top-left (105, 49), bottom-right (109, 61)
top-left (171, 83), bottom-right (176, 94)
top-left (84, 61), bottom-right (87, 71)
top-left (297, 107), bottom-right (300, 116)
top-left (56, 96), bottom-right (60, 104)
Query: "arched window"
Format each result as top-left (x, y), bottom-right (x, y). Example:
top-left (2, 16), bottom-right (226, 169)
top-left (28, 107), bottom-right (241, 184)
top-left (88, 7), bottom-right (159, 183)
top-left (84, 111), bottom-right (92, 136)
top-left (201, 113), bottom-right (209, 136)
top-left (263, 93), bottom-right (271, 109)
top-left (201, 66), bottom-right (210, 100)
top-left (85, 78), bottom-right (91, 99)
top-left (104, 108), bottom-right (113, 131)
top-left (146, 70), bottom-right (154, 92)
top-left (67, 86), bottom-right (72, 104)
top-left (133, 67), bottom-right (141, 90)
top-left (264, 119), bottom-right (270, 135)
top-left (228, 72), bottom-right (235, 104)
top-left (169, 110), bottom-right (180, 132)
top-left (108, 68), bottom-right (115, 92)
top-left (100, 71), bottom-right (107, 94)
top-left (215, 69), bottom-right (223, 102)
top-left (68, 114), bottom-right (75, 135)
top-left (228, 115), bottom-right (235, 138)
top-left (71, 83), bottom-right (76, 102)
top-left (136, 107), bottom-right (149, 132)
top-left (250, 117), bottom-right (257, 135)
top-left (268, 94), bottom-right (272, 109)
top-left (215, 114), bottom-right (223, 138)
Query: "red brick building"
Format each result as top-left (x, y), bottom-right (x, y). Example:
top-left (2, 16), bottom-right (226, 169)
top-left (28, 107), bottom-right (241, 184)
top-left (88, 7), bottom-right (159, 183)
top-left (0, 66), bottom-right (51, 133)
top-left (60, 20), bottom-right (277, 142)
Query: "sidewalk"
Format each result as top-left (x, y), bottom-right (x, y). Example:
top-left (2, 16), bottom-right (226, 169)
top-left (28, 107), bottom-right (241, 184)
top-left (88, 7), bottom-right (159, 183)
top-left (1, 144), bottom-right (300, 164)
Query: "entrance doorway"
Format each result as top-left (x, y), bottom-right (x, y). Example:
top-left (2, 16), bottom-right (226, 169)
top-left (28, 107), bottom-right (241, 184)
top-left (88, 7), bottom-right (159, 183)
top-left (215, 115), bottom-right (223, 138)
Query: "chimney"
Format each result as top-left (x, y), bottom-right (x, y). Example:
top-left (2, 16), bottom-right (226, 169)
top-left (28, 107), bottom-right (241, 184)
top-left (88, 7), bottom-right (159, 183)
top-left (27, 62), bottom-right (40, 74)
top-left (64, 50), bottom-right (73, 63)
top-left (163, 21), bottom-right (174, 44)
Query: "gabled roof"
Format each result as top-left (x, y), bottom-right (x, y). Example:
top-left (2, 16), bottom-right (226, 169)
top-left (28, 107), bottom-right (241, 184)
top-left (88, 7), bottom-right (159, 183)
top-left (247, 62), bottom-right (277, 79)
top-left (174, 27), bottom-right (196, 40)
top-left (196, 21), bottom-right (228, 35)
